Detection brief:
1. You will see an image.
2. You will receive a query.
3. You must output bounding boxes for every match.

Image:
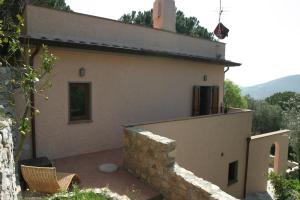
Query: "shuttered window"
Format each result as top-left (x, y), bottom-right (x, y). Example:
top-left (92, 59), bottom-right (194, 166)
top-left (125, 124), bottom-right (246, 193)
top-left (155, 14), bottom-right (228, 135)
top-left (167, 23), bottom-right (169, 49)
top-left (192, 86), bottom-right (201, 116)
top-left (212, 86), bottom-right (219, 114)
top-left (192, 86), bottom-right (219, 116)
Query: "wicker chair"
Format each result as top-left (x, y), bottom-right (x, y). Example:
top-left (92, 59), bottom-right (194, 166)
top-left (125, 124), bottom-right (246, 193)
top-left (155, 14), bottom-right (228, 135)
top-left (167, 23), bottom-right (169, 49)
top-left (21, 165), bottom-right (80, 194)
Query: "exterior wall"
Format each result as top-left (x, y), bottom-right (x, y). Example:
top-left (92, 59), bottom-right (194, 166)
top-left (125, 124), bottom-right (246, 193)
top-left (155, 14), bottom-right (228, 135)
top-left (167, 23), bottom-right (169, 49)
top-left (124, 127), bottom-right (237, 200)
top-left (136, 110), bottom-right (253, 198)
top-left (23, 5), bottom-right (226, 59)
top-left (0, 67), bottom-right (19, 200)
top-left (247, 130), bottom-right (289, 193)
top-left (18, 47), bottom-right (226, 159)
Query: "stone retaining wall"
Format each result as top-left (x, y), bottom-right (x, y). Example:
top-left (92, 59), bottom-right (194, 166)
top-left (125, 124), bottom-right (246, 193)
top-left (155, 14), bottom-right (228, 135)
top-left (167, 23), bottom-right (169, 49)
top-left (0, 67), bottom-right (19, 200)
top-left (0, 67), bottom-right (14, 118)
top-left (123, 127), bottom-right (237, 200)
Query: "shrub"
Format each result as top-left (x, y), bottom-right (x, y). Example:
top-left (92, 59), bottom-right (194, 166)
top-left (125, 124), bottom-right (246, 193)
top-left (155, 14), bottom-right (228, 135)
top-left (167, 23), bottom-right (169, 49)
top-left (268, 172), bottom-right (300, 200)
top-left (47, 186), bottom-right (112, 200)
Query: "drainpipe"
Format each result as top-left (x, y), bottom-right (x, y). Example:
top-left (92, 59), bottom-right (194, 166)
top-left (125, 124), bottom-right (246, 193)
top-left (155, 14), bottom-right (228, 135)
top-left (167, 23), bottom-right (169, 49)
top-left (243, 137), bottom-right (251, 198)
top-left (29, 45), bottom-right (41, 159)
top-left (224, 66), bottom-right (230, 73)
top-left (222, 66), bottom-right (230, 113)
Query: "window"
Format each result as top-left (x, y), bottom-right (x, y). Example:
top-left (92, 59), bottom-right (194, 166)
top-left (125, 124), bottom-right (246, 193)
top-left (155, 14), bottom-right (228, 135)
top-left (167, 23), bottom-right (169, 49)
top-left (228, 161), bottom-right (238, 185)
top-left (192, 86), bottom-right (219, 116)
top-left (69, 83), bottom-right (91, 122)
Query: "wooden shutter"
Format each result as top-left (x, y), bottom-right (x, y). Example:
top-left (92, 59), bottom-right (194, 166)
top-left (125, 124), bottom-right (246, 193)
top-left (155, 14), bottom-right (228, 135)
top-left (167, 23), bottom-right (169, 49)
top-left (212, 86), bottom-right (219, 114)
top-left (192, 86), bottom-right (201, 116)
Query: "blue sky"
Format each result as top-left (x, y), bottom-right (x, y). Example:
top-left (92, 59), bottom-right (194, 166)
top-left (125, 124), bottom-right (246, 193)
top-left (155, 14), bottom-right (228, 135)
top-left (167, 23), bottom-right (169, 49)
top-left (65, 0), bottom-right (300, 87)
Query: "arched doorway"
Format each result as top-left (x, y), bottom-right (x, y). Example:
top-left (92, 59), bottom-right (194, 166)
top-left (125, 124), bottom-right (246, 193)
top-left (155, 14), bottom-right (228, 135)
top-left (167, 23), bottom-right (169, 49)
top-left (270, 142), bottom-right (280, 174)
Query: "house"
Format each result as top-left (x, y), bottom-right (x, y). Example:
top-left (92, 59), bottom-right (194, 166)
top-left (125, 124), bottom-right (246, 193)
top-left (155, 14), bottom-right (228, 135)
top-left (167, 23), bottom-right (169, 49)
top-left (16, 0), bottom-right (290, 199)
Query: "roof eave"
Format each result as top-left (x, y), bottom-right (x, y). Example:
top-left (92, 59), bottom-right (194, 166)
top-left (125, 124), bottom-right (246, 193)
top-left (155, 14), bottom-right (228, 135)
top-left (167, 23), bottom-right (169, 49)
top-left (20, 36), bottom-right (241, 67)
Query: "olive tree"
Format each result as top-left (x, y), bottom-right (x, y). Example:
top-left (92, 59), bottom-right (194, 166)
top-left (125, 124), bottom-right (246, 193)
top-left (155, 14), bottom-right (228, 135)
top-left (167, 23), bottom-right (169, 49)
top-left (284, 96), bottom-right (300, 181)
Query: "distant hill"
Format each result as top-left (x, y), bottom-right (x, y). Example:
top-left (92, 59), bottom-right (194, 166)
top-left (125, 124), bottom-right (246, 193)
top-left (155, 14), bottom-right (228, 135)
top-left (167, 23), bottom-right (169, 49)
top-left (241, 75), bottom-right (300, 99)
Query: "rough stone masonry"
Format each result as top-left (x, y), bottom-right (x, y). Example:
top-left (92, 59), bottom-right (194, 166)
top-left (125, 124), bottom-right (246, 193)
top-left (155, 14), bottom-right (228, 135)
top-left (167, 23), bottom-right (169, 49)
top-left (0, 67), bottom-right (19, 200)
top-left (123, 127), bottom-right (237, 200)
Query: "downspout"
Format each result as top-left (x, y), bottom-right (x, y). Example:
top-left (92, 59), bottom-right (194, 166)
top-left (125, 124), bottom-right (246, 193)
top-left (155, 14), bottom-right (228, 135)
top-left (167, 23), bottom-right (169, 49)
top-left (222, 66), bottom-right (230, 112)
top-left (224, 66), bottom-right (230, 73)
top-left (243, 137), bottom-right (251, 198)
top-left (29, 45), bottom-right (41, 159)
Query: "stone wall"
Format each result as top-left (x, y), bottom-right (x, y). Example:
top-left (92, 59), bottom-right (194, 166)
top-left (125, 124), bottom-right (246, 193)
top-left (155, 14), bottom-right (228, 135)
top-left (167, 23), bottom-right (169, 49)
top-left (124, 127), bottom-right (237, 200)
top-left (0, 67), bottom-right (19, 200)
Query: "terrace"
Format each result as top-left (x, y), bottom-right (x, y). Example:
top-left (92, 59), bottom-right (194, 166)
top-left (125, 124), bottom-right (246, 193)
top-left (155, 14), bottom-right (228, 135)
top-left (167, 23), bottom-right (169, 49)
top-left (22, 109), bottom-right (289, 200)
top-left (53, 148), bottom-right (161, 200)
top-left (26, 109), bottom-right (249, 199)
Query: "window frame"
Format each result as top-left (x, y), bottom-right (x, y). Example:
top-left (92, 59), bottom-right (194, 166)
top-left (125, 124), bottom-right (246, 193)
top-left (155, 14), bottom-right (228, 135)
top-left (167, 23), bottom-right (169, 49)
top-left (192, 85), bottom-right (220, 116)
top-left (228, 160), bottom-right (238, 186)
top-left (68, 82), bottom-right (92, 124)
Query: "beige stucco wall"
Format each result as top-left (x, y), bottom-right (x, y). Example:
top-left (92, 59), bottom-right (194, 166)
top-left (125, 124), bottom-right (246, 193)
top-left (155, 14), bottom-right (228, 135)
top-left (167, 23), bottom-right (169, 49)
top-left (23, 5), bottom-right (225, 59)
top-left (16, 46), bottom-right (226, 159)
top-left (247, 130), bottom-right (289, 193)
top-left (137, 111), bottom-right (253, 198)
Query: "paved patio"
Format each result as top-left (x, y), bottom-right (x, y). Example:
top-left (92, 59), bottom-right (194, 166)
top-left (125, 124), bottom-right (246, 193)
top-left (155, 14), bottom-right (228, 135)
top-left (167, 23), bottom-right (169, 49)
top-left (245, 180), bottom-right (275, 200)
top-left (53, 148), bottom-right (161, 200)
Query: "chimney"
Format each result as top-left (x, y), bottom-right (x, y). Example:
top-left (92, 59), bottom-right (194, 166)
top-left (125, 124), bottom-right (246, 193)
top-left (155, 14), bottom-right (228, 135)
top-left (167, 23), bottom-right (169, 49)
top-left (153, 0), bottom-right (176, 32)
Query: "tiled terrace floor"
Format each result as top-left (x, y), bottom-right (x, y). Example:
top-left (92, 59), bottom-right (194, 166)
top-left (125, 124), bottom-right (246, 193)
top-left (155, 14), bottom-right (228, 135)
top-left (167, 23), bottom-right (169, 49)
top-left (53, 148), bottom-right (161, 200)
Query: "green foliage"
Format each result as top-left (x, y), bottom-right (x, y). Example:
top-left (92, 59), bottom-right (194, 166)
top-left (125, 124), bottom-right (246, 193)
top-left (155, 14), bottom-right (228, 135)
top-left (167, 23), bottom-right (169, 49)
top-left (268, 172), bottom-right (300, 200)
top-left (47, 186), bottom-right (112, 200)
top-left (0, 0), bottom-right (56, 160)
top-left (18, 117), bottom-right (30, 136)
top-left (246, 95), bottom-right (283, 134)
top-left (266, 92), bottom-right (300, 111)
top-left (265, 92), bottom-right (300, 169)
top-left (119, 10), bottom-right (152, 28)
top-left (29, 0), bottom-right (71, 11)
top-left (224, 80), bottom-right (247, 110)
top-left (0, 0), bottom-right (26, 26)
top-left (119, 10), bottom-right (215, 41)
top-left (175, 10), bottom-right (215, 40)
top-left (283, 96), bottom-right (300, 172)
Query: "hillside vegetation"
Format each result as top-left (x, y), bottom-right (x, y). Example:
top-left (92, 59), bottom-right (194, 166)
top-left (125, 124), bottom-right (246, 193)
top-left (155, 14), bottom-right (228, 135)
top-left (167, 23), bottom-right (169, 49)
top-left (242, 75), bottom-right (300, 99)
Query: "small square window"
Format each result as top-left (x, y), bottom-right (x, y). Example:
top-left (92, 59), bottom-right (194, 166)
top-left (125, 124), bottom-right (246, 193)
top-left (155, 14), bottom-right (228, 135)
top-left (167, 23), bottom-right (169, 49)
top-left (228, 161), bottom-right (238, 185)
top-left (69, 83), bottom-right (91, 122)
